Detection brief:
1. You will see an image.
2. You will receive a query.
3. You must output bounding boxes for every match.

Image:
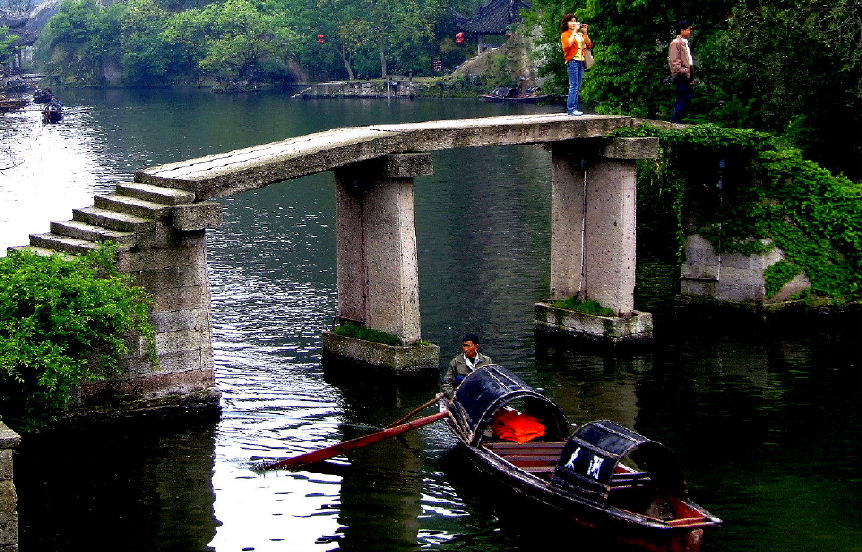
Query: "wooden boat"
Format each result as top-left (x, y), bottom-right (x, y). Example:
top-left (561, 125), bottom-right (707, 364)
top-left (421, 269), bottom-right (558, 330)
top-left (42, 101), bottom-right (63, 124)
top-left (0, 98), bottom-right (28, 112)
top-left (441, 364), bottom-right (721, 552)
top-left (33, 88), bottom-right (53, 104)
top-left (481, 86), bottom-right (550, 104)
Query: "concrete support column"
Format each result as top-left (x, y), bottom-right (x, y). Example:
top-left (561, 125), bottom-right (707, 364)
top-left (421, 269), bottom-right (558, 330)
top-left (0, 423), bottom-right (20, 552)
top-left (549, 148), bottom-right (587, 301)
top-left (550, 138), bottom-right (658, 314)
top-left (539, 138), bottom-right (658, 345)
top-left (334, 153), bottom-right (431, 344)
top-left (327, 153), bottom-right (440, 373)
top-left (582, 157), bottom-right (638, 314)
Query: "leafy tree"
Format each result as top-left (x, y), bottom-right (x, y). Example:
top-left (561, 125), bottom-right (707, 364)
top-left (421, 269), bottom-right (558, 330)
top-left (36, 0), bottom-right (123, 84)
top-left (0, 26), bottom-right (19, 64)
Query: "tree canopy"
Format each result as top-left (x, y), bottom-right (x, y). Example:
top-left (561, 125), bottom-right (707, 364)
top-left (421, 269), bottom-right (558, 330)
top-left (33, 0), bottom-right (862, 177)
top-left (36, 0), bottom-right (483, 85)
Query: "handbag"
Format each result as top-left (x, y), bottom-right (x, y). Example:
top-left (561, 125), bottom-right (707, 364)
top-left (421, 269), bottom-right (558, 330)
top-left (584, 48), bottom-right (595, 70)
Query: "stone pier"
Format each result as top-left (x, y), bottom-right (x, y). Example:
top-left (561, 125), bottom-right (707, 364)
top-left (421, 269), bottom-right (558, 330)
top-left (535, 137), bottom-right (658, 344)
top-left (0, 422), bottom-right (19, 552)
top-left (324, 153), bottom-right (440, 372)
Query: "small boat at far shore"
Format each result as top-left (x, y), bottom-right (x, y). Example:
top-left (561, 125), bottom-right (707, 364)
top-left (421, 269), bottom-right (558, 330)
top-left (441, 364), bottom-right (721, 552)
top-left (481, 86), bottom-right (550, 103)
top-left (0, 98), bottom-right (28, 112)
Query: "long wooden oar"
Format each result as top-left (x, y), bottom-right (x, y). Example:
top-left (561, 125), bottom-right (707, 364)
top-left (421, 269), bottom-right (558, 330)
top-left (256, 410), bottom-right (449, 471)
top-left (386, 392), bottom-right (445, 428)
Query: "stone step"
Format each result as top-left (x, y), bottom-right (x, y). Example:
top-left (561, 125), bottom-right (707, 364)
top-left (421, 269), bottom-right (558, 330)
top-left (94, 194), bottom-right (173, 220)
top-left (6, 245), bottom-right (75, 260)
top-left (73, 206), bottom-right (155, 233)
top-left (50, 219), bottom-right (137, 245)
top-left (116, 182), bottom-right (196, 205)
top-left (29, 232), bottom-right (99, 255)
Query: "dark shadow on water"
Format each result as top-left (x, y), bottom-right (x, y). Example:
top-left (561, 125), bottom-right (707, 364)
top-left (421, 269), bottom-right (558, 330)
top-left (14, 408), bottom-right (220, 552)
top-left (321, 356), bottom-right (441, 551)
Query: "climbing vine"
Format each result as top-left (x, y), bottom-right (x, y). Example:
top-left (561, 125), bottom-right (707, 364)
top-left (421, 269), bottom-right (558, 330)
top-left (0, 244), bottom-right (156, 431)
top-left (615, 124), bottom-right (862, 303)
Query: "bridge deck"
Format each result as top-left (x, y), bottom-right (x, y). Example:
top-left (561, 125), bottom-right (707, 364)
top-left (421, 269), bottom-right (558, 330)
top-left (134, 113), bottom-right (639, 201)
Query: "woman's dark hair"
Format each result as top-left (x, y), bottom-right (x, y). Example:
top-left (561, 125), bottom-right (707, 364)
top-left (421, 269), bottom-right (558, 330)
top-left (560, 13), bottom-right (578, 32)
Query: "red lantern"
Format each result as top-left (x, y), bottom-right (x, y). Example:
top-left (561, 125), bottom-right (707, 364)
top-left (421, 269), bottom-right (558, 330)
top-left (455, 32), bottom-right (466, 45)
top-left (317, 34), bottom-right (327, 44)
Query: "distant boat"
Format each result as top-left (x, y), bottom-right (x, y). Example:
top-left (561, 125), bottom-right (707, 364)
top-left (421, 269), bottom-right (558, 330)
top-left (42, 100), bottom-right (63, 124)
top-left (0, 98), bottom-right (28, 112)
top-left (481, 86), bottom-right (550, 103)
top-left (33, 88), bottom-right (53, 104)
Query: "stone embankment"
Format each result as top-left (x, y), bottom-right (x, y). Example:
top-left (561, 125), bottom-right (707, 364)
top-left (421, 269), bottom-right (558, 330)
top-left (294, 79), bottom-right (424, 99)
top-left (0, 422), bottom-right (19, 552)
top-left (8, 181), bottom-right (222, 416)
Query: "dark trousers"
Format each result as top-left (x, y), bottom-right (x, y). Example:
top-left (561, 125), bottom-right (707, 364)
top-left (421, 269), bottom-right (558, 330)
top-left (671, 75), bottom-right (694, 123)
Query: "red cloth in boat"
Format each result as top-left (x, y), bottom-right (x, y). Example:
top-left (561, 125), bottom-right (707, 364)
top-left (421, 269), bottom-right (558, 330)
top-left (491, 410), bottom-right (546, 443)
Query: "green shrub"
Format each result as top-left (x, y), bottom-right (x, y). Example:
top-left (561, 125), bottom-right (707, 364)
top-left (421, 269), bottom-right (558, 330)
top-left (614, 124), bottom-right (862, 303)
top-left (0, 244), bottom-right (156, 430)
top-left (333, 321), bottom-right (403, 346)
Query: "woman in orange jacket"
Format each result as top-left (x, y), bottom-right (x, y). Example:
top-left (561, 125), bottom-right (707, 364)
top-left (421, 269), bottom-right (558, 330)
top-left (560, 13), bottom-right (593, 116)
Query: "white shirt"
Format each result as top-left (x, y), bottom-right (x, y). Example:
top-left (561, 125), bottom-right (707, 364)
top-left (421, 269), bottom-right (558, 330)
top-left (681, 37), bottom-right (693, 67)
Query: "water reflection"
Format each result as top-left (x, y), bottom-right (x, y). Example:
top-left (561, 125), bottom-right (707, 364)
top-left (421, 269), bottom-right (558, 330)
top-left (15, 412), bottom-right (219, 552)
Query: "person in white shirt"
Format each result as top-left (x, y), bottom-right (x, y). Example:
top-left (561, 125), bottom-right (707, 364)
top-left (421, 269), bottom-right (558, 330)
top-left (668, 20), bottom-right (695, 123)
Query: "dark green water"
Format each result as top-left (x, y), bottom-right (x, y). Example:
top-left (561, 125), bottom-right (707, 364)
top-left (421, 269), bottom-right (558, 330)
top-left (4, 89), bottom-right (860, 552)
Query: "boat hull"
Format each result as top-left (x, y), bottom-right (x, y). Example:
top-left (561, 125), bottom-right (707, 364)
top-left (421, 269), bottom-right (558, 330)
top-left (454, 438), bottom-right (711, 552)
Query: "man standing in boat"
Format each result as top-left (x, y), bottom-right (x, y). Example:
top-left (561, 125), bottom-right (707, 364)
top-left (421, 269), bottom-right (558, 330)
top-left (443, 333), bottom-right (493, 396)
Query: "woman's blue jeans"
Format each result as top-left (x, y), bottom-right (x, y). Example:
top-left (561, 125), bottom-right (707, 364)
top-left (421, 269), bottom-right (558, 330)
top-left (567, 60), bottom-right (585, 114)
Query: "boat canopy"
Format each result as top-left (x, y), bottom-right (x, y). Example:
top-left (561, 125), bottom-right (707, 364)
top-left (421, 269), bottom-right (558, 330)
top-left (551, 420), bottom-right (686, 506)
top-left (450, 364), bottom-right (570, 446)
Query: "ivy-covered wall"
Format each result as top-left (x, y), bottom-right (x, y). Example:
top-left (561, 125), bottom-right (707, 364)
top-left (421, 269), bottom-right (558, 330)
top-left (616, 124), bottom-right (861, 304)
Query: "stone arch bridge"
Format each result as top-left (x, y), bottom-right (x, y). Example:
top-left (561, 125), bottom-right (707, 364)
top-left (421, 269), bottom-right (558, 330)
top-left (11, 113), bottom-right (658, 410)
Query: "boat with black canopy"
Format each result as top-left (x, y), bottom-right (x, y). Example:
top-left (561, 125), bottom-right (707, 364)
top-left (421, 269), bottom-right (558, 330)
top-left (441, 364), bottom-right (721, 552)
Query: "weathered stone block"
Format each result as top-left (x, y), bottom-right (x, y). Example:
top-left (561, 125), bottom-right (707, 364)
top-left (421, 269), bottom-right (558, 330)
top-left (384, 153), bottom-right (433, 178)
top-left (0, 425), bottom-right (19, 450)
top-left (131, 263), bottom-right (208, 291)
top-left (0, 451), bottom-right (12, 481)
top-left (172, 202), bottom-right (224, 231)
top-left (680, 234), bottom-right (811, 305)
top-left (118, 243), bottom-right (206, 272)
top-left (771, 273), bottom-right (811, 302)
top-left (0, 482), bottom-right (16, 515)
top-left (322, 332), bottom-right (440, 373)
top-left (81, 367), bottom-right (218, 404)
top-left (0, 513), bottom-right (18, 547)
top-left (139, 224), bottom-right (206, 249)
top-left (681, 234), bottom-right (719, 280)
top-left (150, 285), bottom-right (207, 311)
top-left (598, 137), bottom-right (659, 160)
top-left (157, 349), bottom-right (212, 375)
top-left (151, 308), bottom-right (211, 333)
top-left (535, 302), bottom-right (653, 345)
top-left (155, 328), bottom-right (209, 355)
